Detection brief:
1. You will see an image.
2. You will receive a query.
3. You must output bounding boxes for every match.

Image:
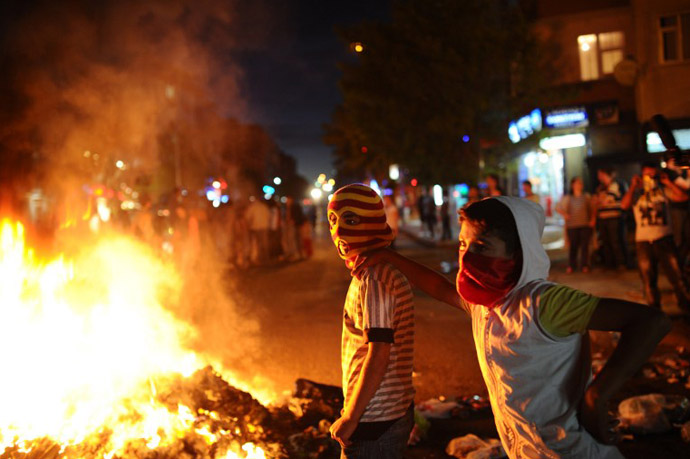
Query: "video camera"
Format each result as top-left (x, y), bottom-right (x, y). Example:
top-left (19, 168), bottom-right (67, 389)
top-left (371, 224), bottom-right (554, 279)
top-left (650, 113), bottom-right (690, 169)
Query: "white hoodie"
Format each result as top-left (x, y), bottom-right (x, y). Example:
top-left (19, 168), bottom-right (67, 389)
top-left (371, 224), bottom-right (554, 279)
top-left (468, 197), bottom-right (623, 459)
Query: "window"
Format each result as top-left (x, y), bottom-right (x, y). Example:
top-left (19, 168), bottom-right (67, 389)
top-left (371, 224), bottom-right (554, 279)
top-left (659, 12), bottom-right (690, 62)
top-left (577, 31), bottom-right (625, 80)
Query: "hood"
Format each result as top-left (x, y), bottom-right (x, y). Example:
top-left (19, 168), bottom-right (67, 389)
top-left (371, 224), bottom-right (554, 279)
top-left (493, 196), bottom-right (550, 290)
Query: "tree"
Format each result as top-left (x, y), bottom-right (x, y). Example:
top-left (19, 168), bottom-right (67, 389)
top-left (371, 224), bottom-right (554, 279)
top-left (325, 0), bottom-right (561, 184)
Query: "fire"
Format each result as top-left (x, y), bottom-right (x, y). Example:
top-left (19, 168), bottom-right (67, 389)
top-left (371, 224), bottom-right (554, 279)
top-left (0, 220), bottom-right (267, 458)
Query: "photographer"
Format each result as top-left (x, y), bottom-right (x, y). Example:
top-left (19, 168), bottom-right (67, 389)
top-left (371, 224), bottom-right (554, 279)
top-left (621, 161), bottom-right (690, 314)
top-left (664, 158), bottom-right (690, 268)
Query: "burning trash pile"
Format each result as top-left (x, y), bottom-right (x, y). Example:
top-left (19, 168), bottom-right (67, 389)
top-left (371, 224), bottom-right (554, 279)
top-left (0, 219), bottom-right (342, 459)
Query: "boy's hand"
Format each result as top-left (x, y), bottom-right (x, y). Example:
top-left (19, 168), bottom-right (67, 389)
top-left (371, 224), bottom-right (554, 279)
top-left (351, 248), bottom-right (391, 279)
top-left (329, 414), bottom-right (357, 448)
top-left (579, 387), bottom-right (620, 445)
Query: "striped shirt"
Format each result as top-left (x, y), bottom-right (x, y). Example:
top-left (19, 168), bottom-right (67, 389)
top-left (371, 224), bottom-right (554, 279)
top-left (557, 194), bottom-right (593, 228)
top-left (596, 181), bottom-right (623, 219)
top-left (341, 263), bottom-right (415, 423)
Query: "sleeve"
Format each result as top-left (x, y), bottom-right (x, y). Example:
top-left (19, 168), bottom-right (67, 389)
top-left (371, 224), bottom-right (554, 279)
top-left (538, 284), bottom-right (600, 338)
top-left (360, 275), bottom-right (395, 343)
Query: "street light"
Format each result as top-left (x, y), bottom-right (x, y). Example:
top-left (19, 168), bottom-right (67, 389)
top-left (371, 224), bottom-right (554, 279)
top-left (273, 177), bottom-right (282, 185)
top-left (353, 42), bottom-right (364, 53)
top-left (311, 188), bottom-right (323, 201)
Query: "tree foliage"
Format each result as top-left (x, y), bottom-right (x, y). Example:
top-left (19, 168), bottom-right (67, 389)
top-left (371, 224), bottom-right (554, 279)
top-left (325, 0), bottom-right (560, 184)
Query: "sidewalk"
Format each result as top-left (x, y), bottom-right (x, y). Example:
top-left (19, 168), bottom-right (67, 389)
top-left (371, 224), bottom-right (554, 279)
top-left (399, 216), bottom-right (565, 251)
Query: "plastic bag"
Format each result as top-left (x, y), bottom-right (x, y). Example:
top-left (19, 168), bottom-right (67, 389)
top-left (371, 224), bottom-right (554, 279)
top-left (618, 394), bottom-right (671, 434)
top-left (417, 398), bottom-right (461, 419)
top-left (446, 434), bottom-right (506, 459)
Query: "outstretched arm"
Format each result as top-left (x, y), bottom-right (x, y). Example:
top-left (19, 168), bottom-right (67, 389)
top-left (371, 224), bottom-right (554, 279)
top-left (353, 249), bottom-right (464, 311)
top-left (580, 298), bottom-right (671, 444)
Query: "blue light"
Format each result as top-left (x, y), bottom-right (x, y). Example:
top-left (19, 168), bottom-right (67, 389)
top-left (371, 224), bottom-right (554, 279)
top-left (462, 135), bottom-right (470, 143)
top-left (530, 109), bottom-right (542, 131)
top-left (458, 183), bottom-right (469, 195)
top-left (262, 185), bottom-right (275, 195)
top-left (544, 107), bottom-right (588, 128)
top-left (508, 121), bottom-right (520, 143)
top-left (206, 190), bottom-right (217, 201)
top-left (221, 195), bottom-right (229, 204)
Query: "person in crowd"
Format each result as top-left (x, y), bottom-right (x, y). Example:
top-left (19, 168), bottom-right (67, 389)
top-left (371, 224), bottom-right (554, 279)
top-left (423, 190), bottom-right (437, 239)
top-left (384, 194), bottom-right (401, 248)
top-left (283, 196), bottom-right (305, 261)
top-left (440, 195), bottom-right (452, 241)
top-left (557, 177), bottom-right (596, 273)
top-left (621, 161), bottom-right (690, 313)
top-left (463, 185), bottom-right (482, 210)
top-left (244, 195), bottom-right (271, 266)
top-left (595, 167), bottom-right (630, 269)
top-left (267, 198), bottom-right (284, 261)
top-left (417, 189), bottom-right (428, 237)
top-left (664, 158), bottom-right (690, 268)
top-left (354, 197), bottom-right (670, 458)
top-left (327, 184), bottom-right (415, 458)
top-left (300, 217), bottom-right (314, 259)
top-left (521, 180), bottom-right (540, 205)
top-left (485, 173), bottom-right (504, 197)
top-left (131, 196), bottom-right (156, 246)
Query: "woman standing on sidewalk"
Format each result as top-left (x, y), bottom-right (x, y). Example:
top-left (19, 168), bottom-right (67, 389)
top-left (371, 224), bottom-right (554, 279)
top-left (557, 177), bottom-right (596, 273)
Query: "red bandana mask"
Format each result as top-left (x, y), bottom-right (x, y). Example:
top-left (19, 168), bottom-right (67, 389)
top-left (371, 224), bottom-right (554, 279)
top-left (456, 251), bottom-right (520, 307)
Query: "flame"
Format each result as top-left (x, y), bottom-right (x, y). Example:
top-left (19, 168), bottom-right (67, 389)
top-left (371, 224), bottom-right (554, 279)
top-left (0, 219), bottom-right (266, 458)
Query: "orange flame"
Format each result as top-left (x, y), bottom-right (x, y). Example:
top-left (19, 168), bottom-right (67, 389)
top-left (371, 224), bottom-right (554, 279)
top-left (0, 219), bottom-right (266, 458)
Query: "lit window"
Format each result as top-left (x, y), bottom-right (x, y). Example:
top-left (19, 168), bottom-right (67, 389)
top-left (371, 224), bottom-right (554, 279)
top-left (659, 13), bottom-right (690, 62)
top-left (577, 31), bottom-right (625, 80)
top-left (599, 31), bottom-right (624, 74)
top-left (578, 34), bottom-right (599, 80)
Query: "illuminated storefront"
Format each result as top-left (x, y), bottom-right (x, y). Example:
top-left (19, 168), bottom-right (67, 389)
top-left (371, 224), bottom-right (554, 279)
top-left (508, 106), bottom-right (590, 209)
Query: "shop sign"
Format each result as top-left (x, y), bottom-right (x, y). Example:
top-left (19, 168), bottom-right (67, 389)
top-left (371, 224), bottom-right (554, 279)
top-left (508, 108), bottom-right (542, 143)
top-left (544, 107), bottom-right (588, 128)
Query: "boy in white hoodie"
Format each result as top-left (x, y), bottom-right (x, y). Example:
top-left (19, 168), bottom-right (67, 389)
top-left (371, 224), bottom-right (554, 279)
top-left (354, 197), bottom-right (670, 459)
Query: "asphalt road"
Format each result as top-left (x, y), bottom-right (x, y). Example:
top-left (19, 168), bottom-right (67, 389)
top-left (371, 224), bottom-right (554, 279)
top-left (221, 228), bottom-right (481, 402)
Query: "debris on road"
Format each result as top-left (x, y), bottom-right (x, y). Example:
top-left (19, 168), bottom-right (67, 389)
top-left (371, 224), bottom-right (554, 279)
top-left (408, 410), bottom-right (431, 445)
top-left (445, 434), bottom-right (506, 459)
top-left (681, 421), bottom-right (690, 443)
top-left (618, 393), bottom-right (690, 435)
top-left (417, 395), bottom-right (491, 420)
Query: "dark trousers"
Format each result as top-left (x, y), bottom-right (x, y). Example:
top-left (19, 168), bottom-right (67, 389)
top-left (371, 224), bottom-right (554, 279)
top-left (598, 217), bottom-right (629, 268)
top-left (567, 226), bottom-right (592, 270)
top-left (670, 206), bottom-right (690, 267)
top-left (341, 407), bottom-right (414, 459)
top-left (636, 236), bottom-right (690, 312)
top-left (441, 216), bottom-right (452, 240)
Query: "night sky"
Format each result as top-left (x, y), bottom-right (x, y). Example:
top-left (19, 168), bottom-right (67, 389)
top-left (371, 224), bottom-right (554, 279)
top-left (234, 0), bottom-right (390, 181)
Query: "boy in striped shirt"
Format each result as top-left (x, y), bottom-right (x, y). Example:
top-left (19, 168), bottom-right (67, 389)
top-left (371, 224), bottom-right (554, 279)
top-left (327, 184), bottom-right (415, 459)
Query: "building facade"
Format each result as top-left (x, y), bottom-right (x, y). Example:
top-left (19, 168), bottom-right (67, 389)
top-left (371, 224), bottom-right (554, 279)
top-left (503, 0), bottom-right (690, 203)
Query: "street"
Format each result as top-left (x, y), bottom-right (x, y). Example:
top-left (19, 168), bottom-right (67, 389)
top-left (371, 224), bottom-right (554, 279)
top-left (224, 228), bottom-right (481, 403)
top-left (214, 224), bottom-right (690, 458)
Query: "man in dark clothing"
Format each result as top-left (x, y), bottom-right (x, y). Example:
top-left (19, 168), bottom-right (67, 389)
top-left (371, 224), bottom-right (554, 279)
top-left (595, 167), bottom-right (631, 269)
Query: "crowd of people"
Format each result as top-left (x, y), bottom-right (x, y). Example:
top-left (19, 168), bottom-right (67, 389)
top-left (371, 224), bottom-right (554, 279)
top-left (129, 192), bottom-right (316, 270)
top-left (474, 161), bottom-right (690, 315)
top-left (211, 195), bottom-right (317, 269)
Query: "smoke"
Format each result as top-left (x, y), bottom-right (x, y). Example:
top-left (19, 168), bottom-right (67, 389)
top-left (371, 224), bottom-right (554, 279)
top-left (0, 0), bottom-right (284, 397)
top-left (0, 0), bottom-right (251, 195)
